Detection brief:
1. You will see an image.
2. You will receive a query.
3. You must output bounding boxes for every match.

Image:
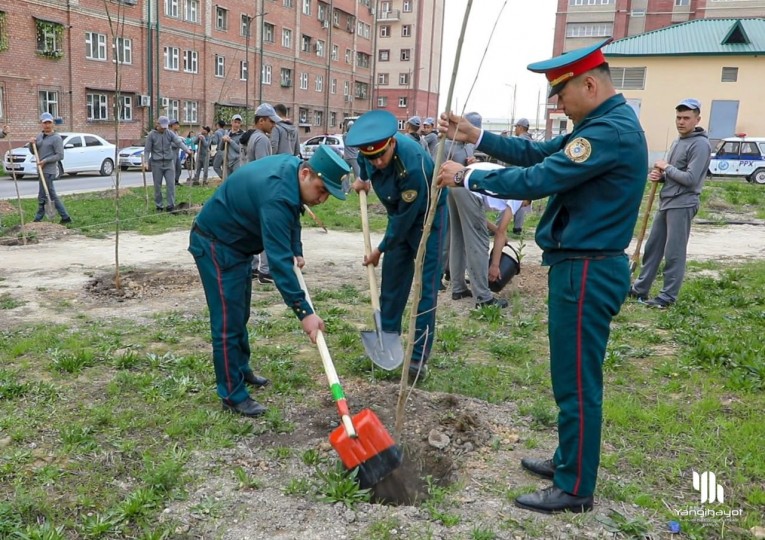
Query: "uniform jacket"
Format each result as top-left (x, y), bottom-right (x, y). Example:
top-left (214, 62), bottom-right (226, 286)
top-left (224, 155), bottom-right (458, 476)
top-left (211, 128), bottom-right (226, 151)
top-left (225, 129), bottom-right (244, 166)
top-left (358, 133), bottom-right (446, 253)
top-left (658, 127), bottom-right (711, 211)
top-left (271, 121), bottom-right (301, 156)
top-left (194, 154), bottom-right (311, 319)
top-left (31, 132), bottom-right (64, 176)
top-left (246, 129), bottom-right (272, 162)
top-left (145, 129), bottom-right (189, 162)
top-left (423, 132), bottom-right (438, 158)
top-left (468, 94), bottom-right (648, 265)
top-left (196, 134), bottom-right (211, 158)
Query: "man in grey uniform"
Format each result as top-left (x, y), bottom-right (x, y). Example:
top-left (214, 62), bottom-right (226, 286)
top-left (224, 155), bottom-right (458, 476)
top-left (631, 98), bottom-right (712, 308)
top-left (211, 119), bottom-right (227, 178)
top-left (422, 117), bottom-right (438, 158)
top-left (30, 112), bottom-right (71, 224)
top-left (144, 115), bottom-right (191, 212)
top-left (270, 104), bottom-right (301, 157)
top-left (223, 114), bottom-right (245, 176)
top-left (511, 118), bottom-right (533, 234)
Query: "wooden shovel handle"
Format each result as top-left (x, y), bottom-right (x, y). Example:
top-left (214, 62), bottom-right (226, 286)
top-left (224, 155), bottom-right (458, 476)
top-left (31, 142), bottom-right (53, 200)
top-left (631, 180), bottom-right (658, 269)
top-left (359, 190), bottom-right (382, 312)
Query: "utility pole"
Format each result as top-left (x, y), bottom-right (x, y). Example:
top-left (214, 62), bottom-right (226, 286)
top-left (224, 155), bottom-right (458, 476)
top-left (244, 15), bottom-right (251, 127)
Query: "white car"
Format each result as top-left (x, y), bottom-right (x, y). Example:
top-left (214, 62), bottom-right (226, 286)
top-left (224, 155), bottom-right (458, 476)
top-left (300, 134), bottom-right (345, 159)
top-left (3, 132), bottom-right (116, 179)
top-left (708, 136), bottom-right (765, 184)
top-left (118, 145), bottom-right (146, 171)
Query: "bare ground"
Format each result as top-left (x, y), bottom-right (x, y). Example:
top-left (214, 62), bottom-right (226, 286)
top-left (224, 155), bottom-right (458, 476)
top-left (1, 223), bottom-right (764, 539)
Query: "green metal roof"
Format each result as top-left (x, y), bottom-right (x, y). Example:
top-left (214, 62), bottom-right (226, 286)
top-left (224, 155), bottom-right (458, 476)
top-left (604, 18), bottom-right (765, 57)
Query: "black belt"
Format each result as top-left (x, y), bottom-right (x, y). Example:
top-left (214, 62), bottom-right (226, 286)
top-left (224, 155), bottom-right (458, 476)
top-left (192, 223), bottom-right (215, 240)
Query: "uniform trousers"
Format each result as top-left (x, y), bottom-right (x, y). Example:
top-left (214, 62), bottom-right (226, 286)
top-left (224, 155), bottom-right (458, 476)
top-left (380, 205), bottom-right (447, 365)
top-left (189, 229), bottom-right (258, 406)
top-left (448, 189), bottom-right (492, 303)
top-left (547, 255), bottom-right (629, 496)
top-left (151, 160), bottom-right (176, 209)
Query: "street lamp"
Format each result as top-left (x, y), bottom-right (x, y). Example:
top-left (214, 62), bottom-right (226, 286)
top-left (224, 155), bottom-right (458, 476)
top-left (244, 15), bottom-right (252, 126)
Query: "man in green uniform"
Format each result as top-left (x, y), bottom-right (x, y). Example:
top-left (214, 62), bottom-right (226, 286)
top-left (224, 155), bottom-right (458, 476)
top-left (438, 38), bottom-right (648, 513)
top-left (189, 146), bottom-right (350, 417)
top-left (346, 110), bottom-right (448, 383)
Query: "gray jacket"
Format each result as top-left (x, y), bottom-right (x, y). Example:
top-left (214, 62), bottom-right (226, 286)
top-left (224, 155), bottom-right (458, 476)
top-left (659, 127), bottom-right (712, 210)
top-left (145, 129), bottom-right (189, 162)
top-left (246, 129), bottom-right (272, 162)
top-left (31, 132), bottom-right (64, 176)
top-left (270, 121), bottom-right (301, 156)
top-left (196, 134), bottom-right (211, 158)
top-left (423, 132), bottom-right (438, 158)
top-left (211, 128), bottom-right (226, 151)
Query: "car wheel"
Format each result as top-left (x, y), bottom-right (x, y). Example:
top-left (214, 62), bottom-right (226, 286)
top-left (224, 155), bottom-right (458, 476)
top-left (57, 162), bottom-right (65, 178)
top-left (749, 168), bottom-right (765, 185)
top-left (100, 158), bottom-right (114, 176)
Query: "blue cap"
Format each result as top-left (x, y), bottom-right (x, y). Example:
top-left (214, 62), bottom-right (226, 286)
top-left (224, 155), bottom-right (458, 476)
top-left (232, 114), bottom-right (243, 121)
top-left (40, 112), bottom-right (54, 123)
top-left (308, 145), bottom-right (350, 201)
top-left (677, 98), bottom-right (701, 111)
top-left (255, 103), bottom-right (281, 123)
top-left (424, 117), bottom-right (435, 126)
top-left (345, 110), bottom-right (398, 149)
top-left (169, 118), bottom-right (179, 126)
top-left (407, 116), bottom-right (422, 127)
top-left (528, 37), bottom-right (612, 97)
top-left (158, 115), bottom-right (170, 128)
top-left (465, 112), bottom-right (482, 128)
top-left (515, 118), bottom-right (530, 128)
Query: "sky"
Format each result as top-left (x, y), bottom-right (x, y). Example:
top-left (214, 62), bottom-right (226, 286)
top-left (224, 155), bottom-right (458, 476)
top-left (438, 0), bottom-right (558, 125)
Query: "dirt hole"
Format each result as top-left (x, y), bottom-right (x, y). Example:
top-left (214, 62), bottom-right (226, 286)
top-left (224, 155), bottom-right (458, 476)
top-left (85, 269), bottom-right (199, 300)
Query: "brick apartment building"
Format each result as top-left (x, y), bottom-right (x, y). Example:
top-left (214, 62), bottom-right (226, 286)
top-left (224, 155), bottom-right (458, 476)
top-left (546, 0), bottom-right (765, 134)
top-left (0, 0), bottom-right (441, 147)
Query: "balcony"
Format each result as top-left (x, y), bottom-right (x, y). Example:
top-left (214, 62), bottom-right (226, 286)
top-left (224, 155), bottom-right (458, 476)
top-left (377, 9), bottom-right (400, 21)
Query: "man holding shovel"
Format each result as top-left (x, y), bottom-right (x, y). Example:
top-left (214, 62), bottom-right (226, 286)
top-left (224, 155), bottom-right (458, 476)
top-left (346, 110), bottom-right (448, 383)
top-left (437, 39), bottom-right (647, 514)
top-left (188, 146), bottom-right (350, 417)
top-left (30, 112), bottom-right (71, 224)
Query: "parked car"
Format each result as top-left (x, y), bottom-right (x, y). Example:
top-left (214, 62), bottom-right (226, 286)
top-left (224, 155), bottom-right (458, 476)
top-left (3, 133), bottom-right (116, 178)
top-left (708, 136), bottom-right (765, 184)
top-left (300, 134), bottom-right (344, 159)
top-left (118, 144), bottom-right (146, 171)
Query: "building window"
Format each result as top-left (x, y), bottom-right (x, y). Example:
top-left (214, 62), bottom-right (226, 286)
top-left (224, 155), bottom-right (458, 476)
top-left (282, 28), bottom-right (292, 48)
top-left (381, 1), bottom-right (391, 13)
top-left (183, 100), bottom-right (198, 123)
top-left (401, 25), bottom-right (412, 37)
top-left (610, 67), bottom-right (646, 90)
top-left (333, 9), bottom-right (340, 27)
top-left (675, 0), bottom-right (689, 5)
top-left (300, 72), bottom-right (308, 90)
top-left (721, 67), bottom-right (738, 82)
top-left (164, 46), bottom-right (179, 70)
top-left (345, 48), bottom-right (351, 63)
top-left (303, 0), bottom-right (311, 15)
top-left (331, 78), bottom-right (337, 94)
top-left (403, 0), bottom-right (412, 12)
top-left (165, 0), bottom-right (179, 18)
top-left (565, 23), bottom-right (613, 38)
top-left (168, 99), bottom-right (179, 121)
top-left (299, 107), bottom-right (308, 124)
top-left (284, 0), bottom-right (293, 6)
top-left (315, 75), bottom-right (323, 91)
top-left (314, 110), bottom-right (323, 126)
top-left (281, 68), bottom-right (292, 87)
top-left (216, 7), bottom-right (228, 30)
top-left (215, 55), bottom-right (225, 77)
top-left (184, 0), bottom-right (199, 22)
top-left (398, 96), bottom-right (407, 108)
top-left (240, 60), bottom-right (248, 81)
top-left (330, 112), bottom-right (336, 127)
top-left (264, 23), bottom-right (274, 42)
top-left (316, 40), bottom-right (325, 57)
top-left (262, 64), bottom-right (272, 84)
top-left (399, 72), bottom-right (409, 85)
top-left (36, 20), bottom-right (63, 57)
top-left (355, 82), bottom-right (368, 99)
top-left (356, 52), bottom-right (370, 68)
top-left (378, 49), bottom-right (390, 62)
top-left (183, 50), bottom-right (198, 73)
top-left (377, 96), bottom-right (387, 107)
top-left (301, 34), bottom-right (311, 52)
top-left (318, 3), bottom-right (327, 21)
top-left (343, 81), bottom-right (349, 95)
top-left (0, 87), bottom-right (4, 121)
top-left (113, 37), bottom-right (132, 64)
top-left (39, 90), bottom-right (59, 117)
top-left (357, 21), bottom-right (370, 39)
top-left (331, 44), bottom-right (339, 60)
top-left (241, 15), bottom-right (251, 37)
top-left (377, 73), bottom-right (389, 85)
top-left (118, 95), bottom-right (132, 121)
top-left (87, 93), bottom-right (109, 120)
top-left (85, 32), bottom-right (107, 61)
top-left (380, 25), bottom-right (391, 38)
top-left (400, 48), bottom-right (411, 61)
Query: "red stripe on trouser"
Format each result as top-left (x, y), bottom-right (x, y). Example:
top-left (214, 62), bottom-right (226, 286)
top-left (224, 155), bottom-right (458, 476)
top-left (573, 259), bottom-right (589, 495)
top-left (210, 243), bottom-right (232, 398)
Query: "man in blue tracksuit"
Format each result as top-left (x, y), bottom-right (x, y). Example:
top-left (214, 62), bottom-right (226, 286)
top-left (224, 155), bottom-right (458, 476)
top-left (346, 110), bottom-right (448, 383)
top-left (438, 38), bottom-right (648, 514)
top-left (188, 146), bottom-right (350, 417)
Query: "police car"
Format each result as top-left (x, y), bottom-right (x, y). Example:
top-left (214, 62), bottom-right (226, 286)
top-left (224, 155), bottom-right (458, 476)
top-left (708, 135), bottom-right (765, 184)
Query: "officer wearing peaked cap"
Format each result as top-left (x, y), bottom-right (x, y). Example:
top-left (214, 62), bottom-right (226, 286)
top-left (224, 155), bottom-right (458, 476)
top-left (346, 110), bottom-right (448, 383)
top-left (437, 38), bottom-right (648, 514)
top-left (189, 146), bottom-right (350, 417)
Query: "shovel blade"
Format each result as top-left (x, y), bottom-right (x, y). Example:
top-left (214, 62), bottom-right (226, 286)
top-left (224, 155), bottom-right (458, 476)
top-left (45, 203), bottom-right (56, 220)
top-left (360, 330), bottom-right (404, 371)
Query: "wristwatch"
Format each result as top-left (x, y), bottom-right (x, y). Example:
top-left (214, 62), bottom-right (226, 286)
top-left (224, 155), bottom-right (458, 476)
top-left (453, 168), bottom-right (467, 187)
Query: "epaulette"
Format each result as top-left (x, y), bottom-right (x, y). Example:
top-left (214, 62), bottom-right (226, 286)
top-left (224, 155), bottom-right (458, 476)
top-left (393, 154), bottom-right (408, 179)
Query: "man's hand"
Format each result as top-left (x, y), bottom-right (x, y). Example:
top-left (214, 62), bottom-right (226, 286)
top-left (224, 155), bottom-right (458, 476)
top-left (28, 137), bottom-right (37, 144)
top-left (294, 256), bottom-right (305, 269)
top-left (648, 167), bottom-right (663, 182)
top-left (352, 179), bottom-right (370, 194)
top-left (301, 313), bottom-right (325, 344)
top-left (489, 263), bottom-right (501, 283)
top-left (222, 135), bottom-right (231, 143)
top-left (437, 111), bottom-right (480, 144)
top-left (654, 159), bottom-right (669, 172)
top-left (437, 161), bottom-right (466, 188)
top-left (364, 247), bottom-right (382, 267)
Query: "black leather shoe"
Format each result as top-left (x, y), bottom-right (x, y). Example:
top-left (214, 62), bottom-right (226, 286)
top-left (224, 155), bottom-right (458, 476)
top-left (451, 290), bottom-right (473, 300)
top-left (222, 397), bottom-right (267, 417)
top-left (515, 486), bottom-right (593, 514)
top-left (628, 287), bottom-right (646, 302)
top-left (408, 363), bottom-right (429, 384)
top-left (521, 457), bottom-right (555, 479)
top-left (243, 372), bottom-right (270, 388)
top-left (476, 297), bottom-right (508, 309)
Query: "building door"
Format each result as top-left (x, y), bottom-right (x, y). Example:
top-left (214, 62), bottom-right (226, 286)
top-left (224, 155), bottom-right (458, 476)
top-left (708, 100), bottom-right (739, 140)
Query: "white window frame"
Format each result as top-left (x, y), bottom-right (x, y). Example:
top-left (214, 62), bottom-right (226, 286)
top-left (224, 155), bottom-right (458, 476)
top-left (118, 95), bottom-right (133, 121)
top-left (398, 96), bottom-right (407, 108)
top-left (216, 7), bottom-right (228, 30)
top-left (165, 0), bottom-right (179, 18)
top-left (240, 60), bottom-right (248, 81)
top-left (402, 0), bottom-right (412, 12)
top-left (184, 0), bottom-right (199, 22)
top-left (262, 64), bottom-right (272, 84)
top-left (282, 28), bottom-right (292, 48)
top-left (183, 50), bottom-right (198, 73)
top-left (315, 75), bottom-right (323, 92)
top-left (345, 48), bottom-right (351, 63)
top-left (183, 100), bottom-right (198, 123)
top-left (281, 68), bottom-right (292, 87)
top-left (87, 93), bottom-right (109, 120)
top-left (377, 73), bottom-right (389, 85)
top-left (399, 72), bottom-right (409, 85)
top-left (401, 25), bottom-right (412, 37)
top-left (331, 44), bottom-right (339, 60)
top-left (303, 0), bottom-right (311, 16)
top-left (377, 96), bottom-right (387, 107)
top-left (316, 40), bottom-right (325, 57)
top-left (164, 46), bottom-right (180, 70)
top-left (330, 112), bottom-right (336, 127)
top-left (300, 72), bottom-right (309, 90)
top-left (400, 48), bottom-right (411, 61)
top-left (39, 90), bottom-right (59, 117)
top-left (85, 32), bottom-right (107, 61)
top-left (241, 15), bottom-right (251, 37)
top-left (609, 66), bottom-right (646, 90)
top-left (343, 81), bottom-right (349, 96)
top-left (331, 78), bottom-right (337, 94)
top-left (168, 99), bottom-right (179, 121)
top-left (380, 25), bottom-right (391, 38)
top-left (378, 49), bottom-right (390, 62)
top-left (264, 23), bottom-right (274, 43)
top-left (113, 37), bottom-right (132, 64)
top-left (215, 55), bottom-right (225, 77)
top-left (314, 110), bottom-right (322, 126)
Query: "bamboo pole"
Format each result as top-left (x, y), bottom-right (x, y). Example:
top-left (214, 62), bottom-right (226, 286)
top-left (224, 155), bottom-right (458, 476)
top-left (5, 138), bottom-right (27, 245)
